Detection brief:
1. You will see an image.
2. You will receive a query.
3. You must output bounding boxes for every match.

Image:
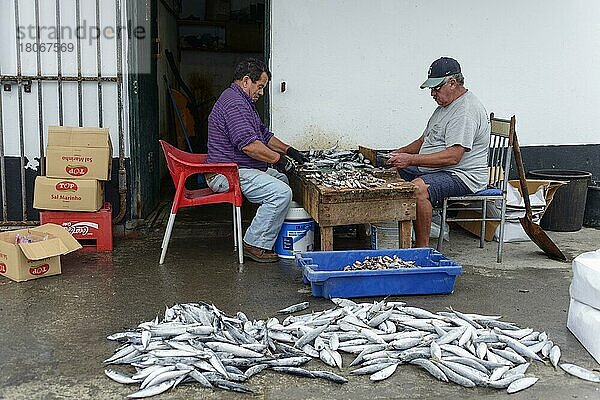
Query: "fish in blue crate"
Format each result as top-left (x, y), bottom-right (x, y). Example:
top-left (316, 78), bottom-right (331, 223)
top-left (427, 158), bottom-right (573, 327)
top-left (343, 255), bottom-right (418, 270)
top-left (296, 248), bottom-right (462, 298)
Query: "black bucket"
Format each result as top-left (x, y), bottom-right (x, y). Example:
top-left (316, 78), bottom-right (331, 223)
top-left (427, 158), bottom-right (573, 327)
top-left (528, 169), bottom-right (592, 232)
top-left (584, 183), bottom-right (600, 228)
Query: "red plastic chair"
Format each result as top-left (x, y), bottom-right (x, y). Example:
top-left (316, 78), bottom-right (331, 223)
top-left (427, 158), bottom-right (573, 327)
top-left (159, 140), bottom-right (244, 264)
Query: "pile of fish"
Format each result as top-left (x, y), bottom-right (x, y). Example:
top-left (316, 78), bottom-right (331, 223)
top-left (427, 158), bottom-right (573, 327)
top-left (299, 148), bottom-right (374, 171)
top-left (343, 255), bottom-right (418, 271)
top-left (293, 147), bottom-right (402, 190)
top-left (104, 299), bottom-right (600, 398)
top-left (303, 170), bottom-right (387, 190)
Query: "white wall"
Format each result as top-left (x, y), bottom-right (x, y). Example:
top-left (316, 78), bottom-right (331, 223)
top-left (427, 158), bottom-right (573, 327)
top-left (269, 0), bottom-right (600, 149)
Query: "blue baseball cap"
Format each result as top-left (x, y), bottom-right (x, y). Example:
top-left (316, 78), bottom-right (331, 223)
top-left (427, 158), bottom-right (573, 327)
top-left (420, 57), bottom-right (461, 89)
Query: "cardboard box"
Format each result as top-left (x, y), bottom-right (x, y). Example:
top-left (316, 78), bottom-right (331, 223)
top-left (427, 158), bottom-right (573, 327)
top-left (0, 223), bottom-right (81, 282)
top-left (454, 210), bottom-right (497, 242)
top-left (358, 146), bottom-right (394, 167)
top-left (456, 179), bottom-right (565, 241)
top-left (507, 179), bottom-right (565, 207)
top-left (34, 176), bottom-right (104, 212)
top-left (46, 126), bottom-right (112, 181)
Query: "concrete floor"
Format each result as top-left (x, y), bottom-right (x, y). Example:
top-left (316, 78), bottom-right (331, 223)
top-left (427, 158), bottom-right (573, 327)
top-left (1, 203), bottom-right (600, 400)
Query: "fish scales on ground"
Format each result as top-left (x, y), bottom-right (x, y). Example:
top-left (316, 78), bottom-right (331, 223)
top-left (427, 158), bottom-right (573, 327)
top-left (104, 300), bottom-right (598, 397)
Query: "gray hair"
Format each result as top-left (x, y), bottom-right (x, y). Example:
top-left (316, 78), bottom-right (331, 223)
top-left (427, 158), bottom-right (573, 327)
top-left (449, 73), bottom-right (464, 85)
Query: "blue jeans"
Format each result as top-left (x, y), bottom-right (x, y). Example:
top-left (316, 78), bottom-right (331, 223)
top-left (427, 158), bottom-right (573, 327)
top-left (207, 168), bottom-right (292, 250)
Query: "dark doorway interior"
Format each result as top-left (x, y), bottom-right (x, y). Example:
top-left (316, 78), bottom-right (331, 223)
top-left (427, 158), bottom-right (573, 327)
top-left (158, 0), bottom-right (266, 155)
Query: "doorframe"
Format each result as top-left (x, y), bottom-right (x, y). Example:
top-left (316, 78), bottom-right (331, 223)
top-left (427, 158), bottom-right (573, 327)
top-left (127, 0), bottom-right (160, 220)
top-left (264, 0), bottom-right (272, 129)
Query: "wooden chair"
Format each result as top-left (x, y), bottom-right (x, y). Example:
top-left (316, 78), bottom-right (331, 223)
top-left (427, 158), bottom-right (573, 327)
top-left (159, 140), bottom-right (243, 264)
top-left (437, 114), bottom-right (515, 263)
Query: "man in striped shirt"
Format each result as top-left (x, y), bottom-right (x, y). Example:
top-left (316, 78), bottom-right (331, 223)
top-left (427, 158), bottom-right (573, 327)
top-left (206, 58), bottom-right (307, 263)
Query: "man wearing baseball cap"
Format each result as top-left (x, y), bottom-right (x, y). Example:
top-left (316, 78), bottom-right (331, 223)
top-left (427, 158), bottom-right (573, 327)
top-left (387, 57), bottom-right (490, 247)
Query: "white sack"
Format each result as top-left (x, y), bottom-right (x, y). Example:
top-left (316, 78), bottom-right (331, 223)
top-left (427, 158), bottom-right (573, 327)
top-left (495, 221), bottom-right (531, 243)
top-left (567, 298), bottom-right (600, 365)
top-left (430, 211), bottom-right (450, 242)
top-left (505, 182), bottom-right (547, 211)
top-left (570, 249), bottom-right (600, 310)
top-left (493, 185), bottom-right (546, 243)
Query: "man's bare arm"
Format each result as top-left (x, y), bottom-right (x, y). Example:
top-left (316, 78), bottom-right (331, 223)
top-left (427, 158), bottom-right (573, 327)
top-left (388, 145), bottom-right (466, 169)
top-left (391, 134), bottom-right (425, 155)
top-left (242, 140), bottom-right (281, 163)
top-left (266, 136), bottom-right (290, 154)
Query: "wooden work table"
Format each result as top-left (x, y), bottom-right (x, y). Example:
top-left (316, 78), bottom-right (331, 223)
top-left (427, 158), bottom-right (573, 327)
top-left (289, 170), bottom-right (417, 251)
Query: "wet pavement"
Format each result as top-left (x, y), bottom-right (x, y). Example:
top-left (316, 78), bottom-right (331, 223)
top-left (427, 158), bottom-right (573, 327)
top-left (1, 203), bottom-right (600, 400)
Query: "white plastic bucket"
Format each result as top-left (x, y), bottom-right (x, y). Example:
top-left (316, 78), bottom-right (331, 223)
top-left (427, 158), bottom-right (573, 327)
top-left (274, 202), bottom-right (315, 259)
top-left (371, 221), bottom-right (399, 249)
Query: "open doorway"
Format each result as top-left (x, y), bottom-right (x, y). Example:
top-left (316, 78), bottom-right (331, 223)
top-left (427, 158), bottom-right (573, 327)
top-left (157, 0), bottom-right (267, 154)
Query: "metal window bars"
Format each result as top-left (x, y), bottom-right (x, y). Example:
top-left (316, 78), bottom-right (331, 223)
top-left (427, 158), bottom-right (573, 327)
top-left (0, 0), bottom-right (126, 227)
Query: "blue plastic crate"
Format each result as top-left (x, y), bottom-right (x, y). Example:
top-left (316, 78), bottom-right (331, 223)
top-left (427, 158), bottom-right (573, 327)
top-left (296, 248), bottom-right (462, 298)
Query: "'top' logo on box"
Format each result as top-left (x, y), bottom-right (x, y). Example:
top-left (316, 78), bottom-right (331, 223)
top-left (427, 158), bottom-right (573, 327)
top-left (29, 264), bottom-right (50, 276)
top-left (66, 164), bottom-right (88, 177)
top-left (55, 181), bottom-right (78, 192)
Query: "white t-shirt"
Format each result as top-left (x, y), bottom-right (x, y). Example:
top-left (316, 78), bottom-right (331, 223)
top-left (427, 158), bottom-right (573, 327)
top-left (418, 90), bottom-right (490, 192)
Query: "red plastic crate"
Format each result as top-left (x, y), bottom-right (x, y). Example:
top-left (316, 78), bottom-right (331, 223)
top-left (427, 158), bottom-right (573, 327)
top-left (40, 202), bottom-right (113, 251)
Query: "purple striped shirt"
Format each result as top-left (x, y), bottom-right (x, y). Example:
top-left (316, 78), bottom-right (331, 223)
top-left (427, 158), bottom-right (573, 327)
top-left (207, 83), bottom-right (274, 170)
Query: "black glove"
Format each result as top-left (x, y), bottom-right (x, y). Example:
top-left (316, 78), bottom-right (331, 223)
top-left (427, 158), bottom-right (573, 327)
top-left (274, 154), bottom-right (295, 174)
top-left (286, 147), bottom-right (309, 165)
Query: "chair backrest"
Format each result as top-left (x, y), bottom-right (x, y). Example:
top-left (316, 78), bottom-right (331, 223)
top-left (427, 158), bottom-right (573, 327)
top-left (159, 140), bottom-right (243, 207)
top-left (160, 139), bottom-right (207, 183)
top-left (488, 113), bottom-right (516, 193)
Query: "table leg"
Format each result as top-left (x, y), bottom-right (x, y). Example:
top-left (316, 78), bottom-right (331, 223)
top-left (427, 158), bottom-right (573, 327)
top-left (320, 226), bottom-right (334, 251)
top-left (398, 220), bottom-right (412, 248)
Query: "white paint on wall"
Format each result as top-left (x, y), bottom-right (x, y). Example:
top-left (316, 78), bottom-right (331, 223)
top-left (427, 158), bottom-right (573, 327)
top-left (269, 0), bottom-right (600, 148)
